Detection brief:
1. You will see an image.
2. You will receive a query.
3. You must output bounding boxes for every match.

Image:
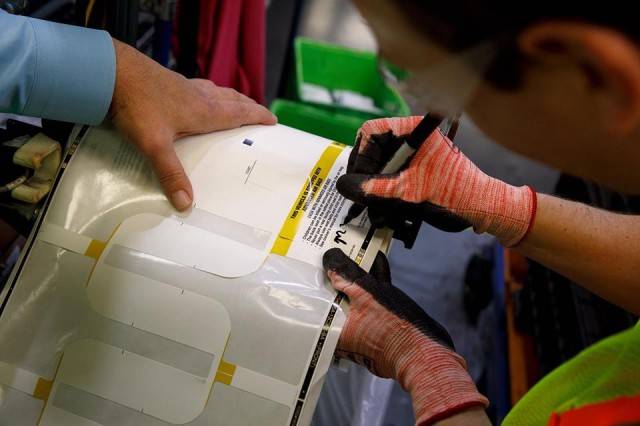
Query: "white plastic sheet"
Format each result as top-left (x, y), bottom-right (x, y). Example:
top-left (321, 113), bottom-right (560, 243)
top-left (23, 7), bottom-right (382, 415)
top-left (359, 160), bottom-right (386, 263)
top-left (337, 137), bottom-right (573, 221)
top-left (0, 123), bottom-right (391, 425)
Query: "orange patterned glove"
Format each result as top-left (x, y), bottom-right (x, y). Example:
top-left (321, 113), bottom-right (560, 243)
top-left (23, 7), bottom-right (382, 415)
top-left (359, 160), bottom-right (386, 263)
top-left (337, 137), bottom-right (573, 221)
top-left (341, 116), bottom-right (537, 247)
top-left (324, 248), bottom-right (488, 425)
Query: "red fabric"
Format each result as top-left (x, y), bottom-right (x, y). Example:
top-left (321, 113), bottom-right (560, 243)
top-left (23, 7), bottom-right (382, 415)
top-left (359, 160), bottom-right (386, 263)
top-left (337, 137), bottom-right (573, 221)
top-left (196, 0), bottom-right (265, 104)
top-left (547, 395), bottom-right (640, 426)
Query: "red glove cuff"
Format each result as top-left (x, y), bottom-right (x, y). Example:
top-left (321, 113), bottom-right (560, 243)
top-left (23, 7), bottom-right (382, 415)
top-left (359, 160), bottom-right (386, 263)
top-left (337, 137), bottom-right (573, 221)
top-left (387, 329), bottom-right (489, 425)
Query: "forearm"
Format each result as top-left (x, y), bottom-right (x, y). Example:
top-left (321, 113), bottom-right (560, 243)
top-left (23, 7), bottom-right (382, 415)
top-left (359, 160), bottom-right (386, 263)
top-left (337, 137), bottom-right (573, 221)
top-left (0, 10), bottom-right (115, 124)
top-left (432, 407), bottom-right (491, 426)
top-left (516, 193), bottom-right (640, 314)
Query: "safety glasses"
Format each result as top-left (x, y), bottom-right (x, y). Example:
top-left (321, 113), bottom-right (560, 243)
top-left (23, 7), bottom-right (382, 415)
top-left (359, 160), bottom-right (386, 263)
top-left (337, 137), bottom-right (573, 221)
top-left (377, 41), bottom-right (499, 116)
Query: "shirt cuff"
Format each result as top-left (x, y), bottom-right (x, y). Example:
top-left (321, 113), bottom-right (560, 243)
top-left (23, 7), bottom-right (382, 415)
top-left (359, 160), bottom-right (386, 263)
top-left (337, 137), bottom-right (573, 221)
top-left (24, 18), bottom-right (115, 125)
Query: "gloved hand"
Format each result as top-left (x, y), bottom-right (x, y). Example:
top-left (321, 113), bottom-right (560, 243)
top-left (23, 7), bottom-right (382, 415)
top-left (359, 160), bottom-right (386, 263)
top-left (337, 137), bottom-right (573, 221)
top-left (341, 117), bottom-right (537, 247)
top-left (324, 248), bottom-right (488, 425)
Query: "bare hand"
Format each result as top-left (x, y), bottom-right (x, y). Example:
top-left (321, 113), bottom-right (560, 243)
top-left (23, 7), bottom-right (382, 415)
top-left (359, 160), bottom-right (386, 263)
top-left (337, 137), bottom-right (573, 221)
top-left (109, 39), bottom-right (276, 210)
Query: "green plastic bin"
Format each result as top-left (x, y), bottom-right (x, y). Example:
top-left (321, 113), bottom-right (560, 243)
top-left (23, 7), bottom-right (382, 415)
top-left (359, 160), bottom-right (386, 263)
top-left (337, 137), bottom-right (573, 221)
top-left (271, 99), bottom-right (367, 145)
top-left (294, 38), bottom-right (410, 117)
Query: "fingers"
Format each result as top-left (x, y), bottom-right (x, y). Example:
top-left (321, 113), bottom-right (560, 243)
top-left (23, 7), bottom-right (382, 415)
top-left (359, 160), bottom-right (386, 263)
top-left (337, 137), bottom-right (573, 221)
top-left (190, 79), bottom-right (277, 128)
top-left (145, 142), bottom-right (193, 211)
top-left (346, 133), bottom-right (362, 173)
top-left (357, 116), bottom-right (423, 152)
top-left (349, 116), bottom-right (427, 178)
top-left (357, 118), bottom-right (397, 152)
top-left (223, 90), bottom-right (259, 105)
top-left (323, 248), bottom-right (366, 281)
top-left (323, 249), bottom-right (393, 298)
top-left (323, 248), bottom-right (367, 294)
top-left (349, 130), bottom-right (409, 176)
top-left (336, 174), bottom-right (369, 204)
top-left (217, 88), bottom-right (258, 105)
top-left (201, 100), bottom-right (277, 130)
top-left (224, 101), bottom-right (277, 125)
top-left (369, 251), bottom-right (392, 285)
top-left (195, 80), bottom-right (257, 105)
top-left (336, 173), bottom-right (402, 205)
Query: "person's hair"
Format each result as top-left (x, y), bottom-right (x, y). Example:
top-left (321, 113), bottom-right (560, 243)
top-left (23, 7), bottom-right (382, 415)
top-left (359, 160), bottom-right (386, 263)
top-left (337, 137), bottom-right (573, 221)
top-left (396, 1), bottom-right (640, 89)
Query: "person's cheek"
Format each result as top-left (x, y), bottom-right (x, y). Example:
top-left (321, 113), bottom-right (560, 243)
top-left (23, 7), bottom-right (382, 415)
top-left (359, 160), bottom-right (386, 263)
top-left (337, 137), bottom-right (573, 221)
top-left (465, 84), bottom-right (548, 159)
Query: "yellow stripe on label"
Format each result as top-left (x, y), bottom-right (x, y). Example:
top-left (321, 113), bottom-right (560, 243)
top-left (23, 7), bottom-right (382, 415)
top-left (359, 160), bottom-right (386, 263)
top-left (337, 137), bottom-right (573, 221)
top-left (32, 377), bottom-right (53, 401)
top-left (214, 359), bottom-right (237, 386)
top-left (271, 143), bottom-right (344, 256)
top-left (84, 239), bottom-right (106, 259)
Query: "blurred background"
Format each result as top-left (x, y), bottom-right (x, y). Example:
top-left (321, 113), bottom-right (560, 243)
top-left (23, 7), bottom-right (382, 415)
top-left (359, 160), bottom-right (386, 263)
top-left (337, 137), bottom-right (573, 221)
top-left (1, 0), bottom-right (638, 424)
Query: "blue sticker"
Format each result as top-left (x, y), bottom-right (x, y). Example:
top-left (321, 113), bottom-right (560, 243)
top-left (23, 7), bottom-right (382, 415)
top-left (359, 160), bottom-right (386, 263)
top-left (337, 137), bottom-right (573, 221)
top-left (243, 139), bottom-right (254, 146)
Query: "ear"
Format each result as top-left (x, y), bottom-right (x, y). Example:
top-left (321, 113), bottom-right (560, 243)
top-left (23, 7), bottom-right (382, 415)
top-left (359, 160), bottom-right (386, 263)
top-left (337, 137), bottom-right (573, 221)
top-left (518, 22), bottom-right (640, 136)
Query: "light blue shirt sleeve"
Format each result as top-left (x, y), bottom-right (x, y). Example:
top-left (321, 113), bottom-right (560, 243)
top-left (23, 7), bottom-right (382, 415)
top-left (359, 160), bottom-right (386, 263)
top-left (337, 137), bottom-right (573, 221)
top-left (0, 10), bottom-right (115, 125)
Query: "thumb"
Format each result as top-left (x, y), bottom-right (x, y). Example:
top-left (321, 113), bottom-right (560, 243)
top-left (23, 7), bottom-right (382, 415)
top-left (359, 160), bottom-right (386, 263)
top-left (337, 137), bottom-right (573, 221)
top-left (147, 144), bottom-right (193, 211)
top-left (323, 248), bottom-right (367, 296)
top-left (369, 251), bottom-right (392, 286)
